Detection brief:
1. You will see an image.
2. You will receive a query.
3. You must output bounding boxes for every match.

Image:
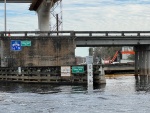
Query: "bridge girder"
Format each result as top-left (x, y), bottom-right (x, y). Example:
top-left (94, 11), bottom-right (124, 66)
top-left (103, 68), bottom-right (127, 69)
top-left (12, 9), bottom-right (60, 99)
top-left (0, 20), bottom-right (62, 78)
top-left (0, 31), bottom-right (150, 47)
top-left (76, 39), bottom-right (150, 47)
top-left (29, 0), bottom-right (43, 11)
top-left (29, 0), bottom-right (59, 11)
top-left (0, 0), bottom-right (31, 3)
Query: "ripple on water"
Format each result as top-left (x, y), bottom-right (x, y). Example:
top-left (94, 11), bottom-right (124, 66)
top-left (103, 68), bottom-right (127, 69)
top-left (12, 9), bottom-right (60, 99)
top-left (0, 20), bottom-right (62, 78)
top-left (0, 75), bottom-right (149, 113)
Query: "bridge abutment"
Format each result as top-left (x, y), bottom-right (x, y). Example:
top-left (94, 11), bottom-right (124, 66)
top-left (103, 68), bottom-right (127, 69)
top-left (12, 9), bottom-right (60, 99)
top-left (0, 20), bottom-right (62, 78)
top-left (1, 37), bottom-right (76, 67)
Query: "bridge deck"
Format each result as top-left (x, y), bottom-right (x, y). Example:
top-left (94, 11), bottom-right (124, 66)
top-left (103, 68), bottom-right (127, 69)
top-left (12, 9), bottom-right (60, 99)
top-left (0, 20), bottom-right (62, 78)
top-left (0, 31), bottom-right (150, 46)
top-left (0, 0), bottom-right (31, 3)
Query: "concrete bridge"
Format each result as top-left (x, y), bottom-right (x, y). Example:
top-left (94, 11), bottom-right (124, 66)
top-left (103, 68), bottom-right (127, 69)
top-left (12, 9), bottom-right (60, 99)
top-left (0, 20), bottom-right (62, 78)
top-left (0, 0), bottom-right (59, 31)
top-left (0, 31), bottom-right (150, 77)
top-left (0, 0), bottom-right (31, 3)
top-left (0, 1), bottom-right (150, 77)
top-left (1, 31), bottom-right (150, 46)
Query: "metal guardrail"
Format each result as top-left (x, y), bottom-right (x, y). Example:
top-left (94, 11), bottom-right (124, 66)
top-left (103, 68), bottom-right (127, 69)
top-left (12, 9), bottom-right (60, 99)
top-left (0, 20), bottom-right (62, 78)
top-left (0, 31), bottom-right (150, 40)
top-left (0, 31), bottom-right (73, 37)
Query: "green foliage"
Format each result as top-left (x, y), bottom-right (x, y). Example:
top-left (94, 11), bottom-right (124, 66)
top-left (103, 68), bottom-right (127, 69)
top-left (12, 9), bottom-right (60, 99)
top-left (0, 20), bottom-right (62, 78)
top-left (93, 47), bottom-right (121, 60)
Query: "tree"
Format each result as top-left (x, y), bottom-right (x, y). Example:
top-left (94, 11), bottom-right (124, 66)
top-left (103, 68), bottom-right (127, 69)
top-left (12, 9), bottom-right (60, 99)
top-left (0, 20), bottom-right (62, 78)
top-left (93, 47), bottom-right (121, 60)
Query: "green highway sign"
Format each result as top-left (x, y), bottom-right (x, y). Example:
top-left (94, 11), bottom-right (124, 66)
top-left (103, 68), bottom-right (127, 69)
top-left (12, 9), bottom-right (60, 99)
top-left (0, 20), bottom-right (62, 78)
top-left (72, 66), bottom-right (84, 73)
top-left (21, 40), bottom-right (31, 46)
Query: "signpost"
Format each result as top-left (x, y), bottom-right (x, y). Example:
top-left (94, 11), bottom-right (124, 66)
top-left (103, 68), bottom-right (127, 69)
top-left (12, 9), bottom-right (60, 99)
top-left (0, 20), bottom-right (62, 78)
top-left (61, 66), bottom-right (71, 76)
top-left (87, 64), bottom-right (93, 85)
top-left (86, 56), bottom-right (93, 64)
top-left (72, 66), bottom-right (84, 73)
top-left (11, 40), bottom-right (22, 51)
top-left (86, 56), bottom-right (93, 86)
top-left (21, 40), bottom-right (31, 46)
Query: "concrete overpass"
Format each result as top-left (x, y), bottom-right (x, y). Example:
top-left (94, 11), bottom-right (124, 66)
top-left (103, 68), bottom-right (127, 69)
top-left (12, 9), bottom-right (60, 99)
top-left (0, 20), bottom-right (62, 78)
top-left (0, 0), bottom-right (59, 31)
top-left (0, 1), bottom-right (149, 77)
top-left (1, 31), bottom-right (150, 46)
top-left (0, 30), bottom-right (149, 77)
top-left (0, 0), bottom-right (31, 3)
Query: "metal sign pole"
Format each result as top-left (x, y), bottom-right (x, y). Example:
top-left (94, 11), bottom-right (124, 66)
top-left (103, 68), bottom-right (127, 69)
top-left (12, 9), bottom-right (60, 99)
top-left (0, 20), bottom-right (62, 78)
top-left (86, 56), bottom-right (94, 92)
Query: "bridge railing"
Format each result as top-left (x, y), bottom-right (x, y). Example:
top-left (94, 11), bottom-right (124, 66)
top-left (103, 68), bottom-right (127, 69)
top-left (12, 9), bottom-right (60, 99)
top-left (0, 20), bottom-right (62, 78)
top-left (1, 31), bottom-right (150, 38)
top-left (0, 31), bottom-right (74, 38)
top-left (0, 0), bottom-right (31, 3)
top-left (73, 31), bottom-right (150, 37)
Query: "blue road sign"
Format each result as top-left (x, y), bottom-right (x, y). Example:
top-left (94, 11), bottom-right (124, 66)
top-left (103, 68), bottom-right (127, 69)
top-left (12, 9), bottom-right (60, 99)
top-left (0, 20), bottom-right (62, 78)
top-left (11, 40), bottom-right (22, 51)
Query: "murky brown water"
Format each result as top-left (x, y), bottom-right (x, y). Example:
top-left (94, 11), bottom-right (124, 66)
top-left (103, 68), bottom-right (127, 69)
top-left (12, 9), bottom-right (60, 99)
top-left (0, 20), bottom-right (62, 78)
top-left (0, 75), bottom-right (150, 113)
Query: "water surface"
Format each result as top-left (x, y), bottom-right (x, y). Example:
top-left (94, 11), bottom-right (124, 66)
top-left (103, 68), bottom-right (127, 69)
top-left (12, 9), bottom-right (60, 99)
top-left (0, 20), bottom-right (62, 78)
top-left (0, 75), bottom-right (150, 113)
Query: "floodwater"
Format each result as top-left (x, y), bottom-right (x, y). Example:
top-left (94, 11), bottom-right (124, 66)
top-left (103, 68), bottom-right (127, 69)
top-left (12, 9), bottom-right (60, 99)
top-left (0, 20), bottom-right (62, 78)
top-left (0, 75), bottom-right (150, 113)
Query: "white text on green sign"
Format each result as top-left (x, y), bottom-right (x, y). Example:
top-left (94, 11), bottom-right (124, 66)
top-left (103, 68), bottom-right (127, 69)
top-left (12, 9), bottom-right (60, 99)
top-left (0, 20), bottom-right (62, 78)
top-left (21, 41), bottom-right (31, 46)
top-left (72, 66), bottom-right (84, 73)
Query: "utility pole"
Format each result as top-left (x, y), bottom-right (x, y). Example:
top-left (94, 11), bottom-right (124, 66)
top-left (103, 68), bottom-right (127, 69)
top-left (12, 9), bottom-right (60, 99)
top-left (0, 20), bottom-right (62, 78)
top-left (56, 14), bottom-right (59, 36)
top-left (1, 0), bottom-right (6, 67)
top-left (4, 0), bottom-right (7, 32)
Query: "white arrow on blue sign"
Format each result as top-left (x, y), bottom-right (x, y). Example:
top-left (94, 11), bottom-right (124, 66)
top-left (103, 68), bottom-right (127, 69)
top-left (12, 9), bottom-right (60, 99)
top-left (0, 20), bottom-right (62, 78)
top-left (11, 40), bottom-right (22, 51)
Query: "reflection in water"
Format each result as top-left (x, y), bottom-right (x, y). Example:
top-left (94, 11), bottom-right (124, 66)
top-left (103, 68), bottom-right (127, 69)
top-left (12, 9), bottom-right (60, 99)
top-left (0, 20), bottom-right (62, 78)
top-left (0, 82), bottom-right (61, 93)
top-left (94, 83), bottom-right (106, 90)
top-left (0, 82), bottom-right (106, 94)
top-left (1, 75), bottom-right (150, 93)
top-left (0, 76), bottom-right (150, 113)
top-left (135, 75), bottom-right (150, 92)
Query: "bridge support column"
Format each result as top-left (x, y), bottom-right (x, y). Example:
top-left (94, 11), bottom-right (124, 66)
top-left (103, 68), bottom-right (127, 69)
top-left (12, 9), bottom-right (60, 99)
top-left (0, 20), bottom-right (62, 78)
top-left (135, 45), bottom-right (150, 86)
top-left (147, 45), bottom-right (150, 76)
top-left (139, 46), bottom-right (143, 76)
top-left (134, 46), bottom-right (139, 76)
top-left (134, 46), bottom-right (140, 82)
top-left (137, 45), bottom-right (150, 76)
top-left (143, 47), bottom-right (147, 76)
top-left (36, 1), bottom-right (51, 31)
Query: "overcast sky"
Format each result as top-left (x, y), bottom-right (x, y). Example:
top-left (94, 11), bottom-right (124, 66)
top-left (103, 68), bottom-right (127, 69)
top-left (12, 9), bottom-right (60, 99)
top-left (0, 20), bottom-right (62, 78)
top-left (0, 0), bottom-right (150, 56)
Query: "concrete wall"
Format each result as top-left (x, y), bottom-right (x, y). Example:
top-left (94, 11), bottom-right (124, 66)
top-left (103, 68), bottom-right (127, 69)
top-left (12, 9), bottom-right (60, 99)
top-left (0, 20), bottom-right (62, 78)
top-left (1, 38), bottom-right (76, 67)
